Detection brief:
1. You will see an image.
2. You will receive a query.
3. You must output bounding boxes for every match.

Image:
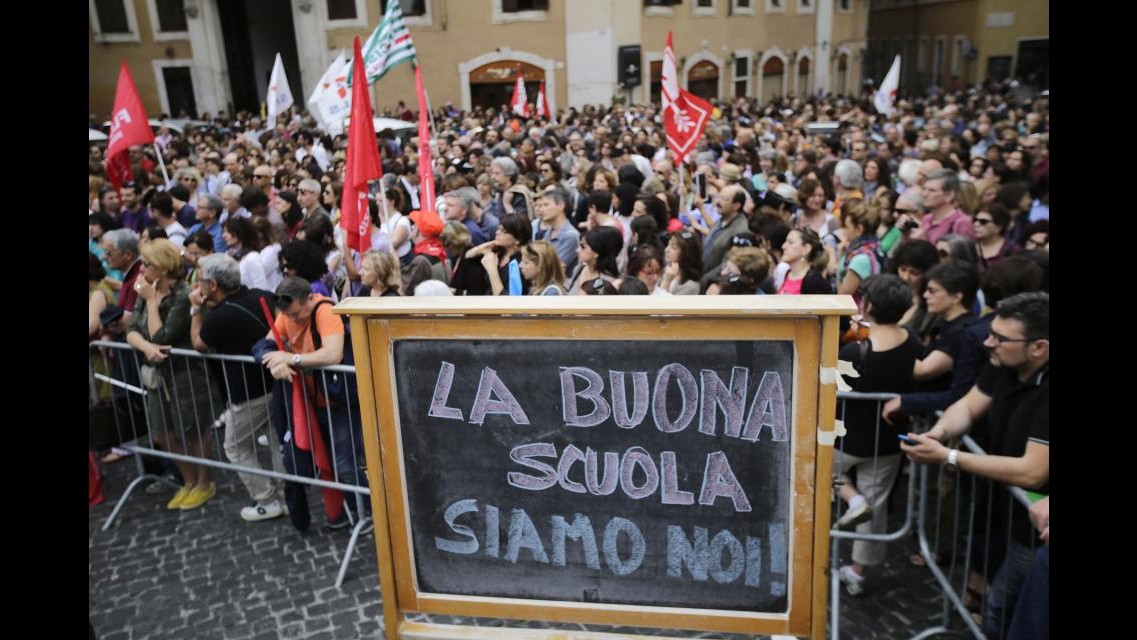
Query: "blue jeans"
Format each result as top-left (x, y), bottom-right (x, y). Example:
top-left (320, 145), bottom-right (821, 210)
top-left (1007, 546), bottom-right (1049, 640)
top-left (270, 379), bottom-right (368, 530)
top-left (983, 538), bottom-right (1037, 639)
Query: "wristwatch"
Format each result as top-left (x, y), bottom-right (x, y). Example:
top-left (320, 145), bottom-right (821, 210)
top-left (291, 354), bottom-right (303, 367)
top-left (945, 448), bottom-right (960, 471)
top-left (189, 306), bottom-right (202, 317)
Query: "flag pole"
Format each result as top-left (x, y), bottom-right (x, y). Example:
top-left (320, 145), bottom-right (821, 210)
top-left (154, 144), bottom-right (171, 185)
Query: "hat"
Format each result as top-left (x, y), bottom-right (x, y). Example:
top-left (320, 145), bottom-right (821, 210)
top-left (773, 183), bottom-right (799, 206)
top-left (408, 210), bottom-right (444, 237)
top-left (719, 163), bottom-right (742, 183)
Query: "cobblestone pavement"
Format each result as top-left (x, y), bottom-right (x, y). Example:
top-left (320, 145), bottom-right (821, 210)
top-left (89, 456), bottom-right (974, 639)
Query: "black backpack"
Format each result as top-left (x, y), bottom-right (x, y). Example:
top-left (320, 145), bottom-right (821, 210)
top-left (309, 299), bottom-right (357, 407)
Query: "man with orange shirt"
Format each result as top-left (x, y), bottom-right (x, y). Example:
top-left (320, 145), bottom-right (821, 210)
top-left (261, 276), bottom-right (367, 530)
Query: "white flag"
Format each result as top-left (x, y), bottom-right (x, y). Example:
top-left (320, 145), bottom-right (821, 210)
top-left (308, 52), bottom-right (346, 130)
top-left (266, 53), bottom-right (294, 123)
top-left (662, 31), bottom-right (679, 116)
top-left (874, 55), bottom-right (901, 117)
top-left (316, 56), bottom-right (353, 133)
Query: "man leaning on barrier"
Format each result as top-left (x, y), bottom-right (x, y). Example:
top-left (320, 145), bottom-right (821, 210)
top-left (258, 276), bottom-right (368, 531)
top-left (189, 254), bottom-right (287, 522)
top-left (900, 292), bottom-right (1049, 638)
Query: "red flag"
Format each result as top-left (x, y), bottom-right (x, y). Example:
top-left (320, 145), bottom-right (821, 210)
top-left (104, 63), bottom-right (154, 190)
top-left (665, 89), bottom-right (713, 166)
top-left (341, 37), bottom-right (384, 255)
top-left (510, 69), bottom-right (529, 117)
top-left (414, 64), bottom-right (441, 222)
top-left (536, 81), bottom-right (552, 120)
top-left (257, 296), bottom-right (344, 523)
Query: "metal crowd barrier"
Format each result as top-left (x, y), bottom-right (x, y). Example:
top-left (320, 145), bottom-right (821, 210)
top-left (909, 435), bottom-right (1042, 640)
top-left (89, 340), bottom-right (372, 588)
top-left (828, 391), bottom-right (920, 640)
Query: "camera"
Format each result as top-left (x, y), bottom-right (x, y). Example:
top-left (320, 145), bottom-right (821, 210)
top-left (901, 219), bottom-right (920, 232)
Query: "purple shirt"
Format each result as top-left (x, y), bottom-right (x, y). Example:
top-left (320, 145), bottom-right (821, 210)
top-left (922, 208), bottom-right (976, 245)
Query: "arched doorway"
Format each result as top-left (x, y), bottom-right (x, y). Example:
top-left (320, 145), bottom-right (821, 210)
top-left (797, 57), bottom-right (811, 98)
top-left (468, 60), bottom-right (544, 112)
top-left (687, 60), bottom-right (719, 101)
top-left (762, 57), bottom-right (784, 104)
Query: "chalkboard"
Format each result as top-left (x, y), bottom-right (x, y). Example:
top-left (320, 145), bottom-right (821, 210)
top-left (392, 339), bottom-right (794, 613)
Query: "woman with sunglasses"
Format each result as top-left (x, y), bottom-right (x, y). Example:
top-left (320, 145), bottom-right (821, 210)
top-left (126, 239), bottom-right (219, 511)
top-left (974, 204), bottom-right (1018, 271)
top-left (466, 212), bottom-right (532, 296)
top-left (661, 229), bottom-right (703, 295)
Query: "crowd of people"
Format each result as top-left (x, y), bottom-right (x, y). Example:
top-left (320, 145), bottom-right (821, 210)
top-left (89, 81), bottom-right (1049, 637)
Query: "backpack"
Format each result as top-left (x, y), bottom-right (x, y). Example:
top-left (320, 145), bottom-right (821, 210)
top-left (309, 299), bottom-right (356, 407)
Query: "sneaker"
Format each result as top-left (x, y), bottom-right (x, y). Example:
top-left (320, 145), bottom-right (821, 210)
top-left (323, 515), bottom-right (352, 531)
top-left (179, 483), bottom-right (217, 510)
top-left (839, 565), bottom-right (865, 596)
top-left (241, 499), bottom-right (286, 522)
top-left (837, 501), bottom-right (873, 530)
top-left (166, 485), bottom-right (192, 510)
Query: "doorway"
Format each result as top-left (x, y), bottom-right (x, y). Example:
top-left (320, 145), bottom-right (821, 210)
top-left (217, 0), bottom-right (302, 116)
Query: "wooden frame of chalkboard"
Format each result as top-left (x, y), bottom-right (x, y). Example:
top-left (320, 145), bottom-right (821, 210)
top-left (337, 296), bottom-right (854, 640)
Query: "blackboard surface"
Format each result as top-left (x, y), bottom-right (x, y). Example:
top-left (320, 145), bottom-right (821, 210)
top-left (393, 339), bottom-right (794, 613)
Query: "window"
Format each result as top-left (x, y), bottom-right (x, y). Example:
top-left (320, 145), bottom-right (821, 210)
top-left (798, 0), bottom-right (814, 14)
top-left (645, 0), bottom-right (680, 17)
top-left (327, 0), bottom-right (357, 20)
top-left (731, 0), bottom-right (754, 16)
top-left (494, 0), bottom-right (547, 23)
top-left (154, 0), bottom-right (186, 32)
top-left (694, 0), bottom-right (716, 17)
top-left (766, 0), bottom-right (785, 13)
top-left (698, 0), bottom-right (714, 6)
top-left (90, 0), bottom-right (140, 43)
top-left (838, 0), bottom-right (852, 12)
top-left (94, 0), bottom-right (129, 32)
top-left (502, 0), bottom-right (548, 11)
top-left (380, 0), bottom-right (426, 16)
top-left (733, 54), bottom-right (751, 98)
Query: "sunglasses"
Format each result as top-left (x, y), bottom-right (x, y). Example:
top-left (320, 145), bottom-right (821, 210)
top-left (974, 218), bottom-right (994, 225)
top-left (894, 208), bottom-right (919, 214)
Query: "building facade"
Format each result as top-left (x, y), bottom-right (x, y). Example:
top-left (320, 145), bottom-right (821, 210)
top-left (89, 0), bottom-right (870, 120)
top-left (866, 0), bottom-right (1048, 93)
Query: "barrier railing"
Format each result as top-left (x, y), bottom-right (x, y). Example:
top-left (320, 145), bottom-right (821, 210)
top-left (89, 340), bottom-right (372, 588)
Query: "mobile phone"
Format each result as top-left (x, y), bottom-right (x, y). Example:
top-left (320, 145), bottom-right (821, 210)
top-left (694, 173), bottom-right (707, 199)
top-left (897, 434), bottom-right (917, 445)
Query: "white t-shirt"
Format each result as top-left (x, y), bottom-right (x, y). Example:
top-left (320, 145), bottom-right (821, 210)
top-left (382, 212), bottom-right (413, 258)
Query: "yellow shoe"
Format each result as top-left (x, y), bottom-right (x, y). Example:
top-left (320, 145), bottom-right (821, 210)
top-left (179, 483), bottom-right (216, 510)
top-left (166, 485), bottom-right (192, 510)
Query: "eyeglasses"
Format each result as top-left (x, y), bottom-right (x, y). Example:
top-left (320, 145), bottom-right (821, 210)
top-left (988, 329), bottom-right (1036, 345)
top-left (973, 218), bottom-right (993, 225)
top-left (894, 208), bottom-right (919, 214)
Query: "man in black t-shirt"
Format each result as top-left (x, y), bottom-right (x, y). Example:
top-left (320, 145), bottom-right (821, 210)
top-left (901, 292), bottom-right (1049, 638)
top-left (189, 253), bottom-right (287, 522)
